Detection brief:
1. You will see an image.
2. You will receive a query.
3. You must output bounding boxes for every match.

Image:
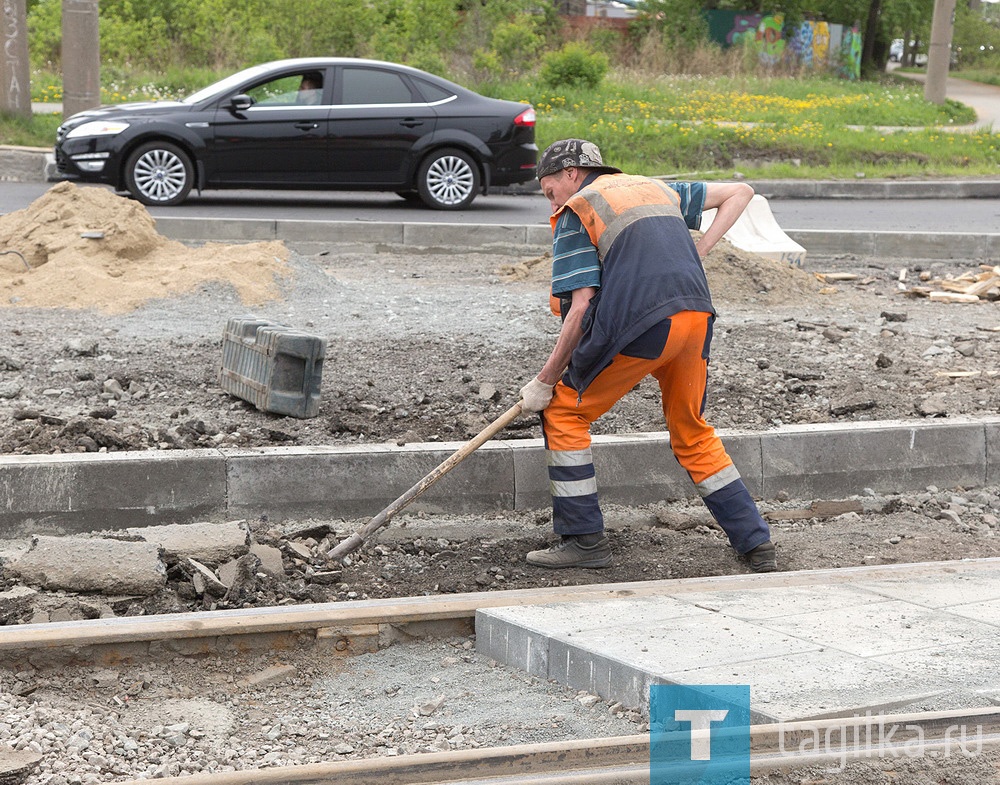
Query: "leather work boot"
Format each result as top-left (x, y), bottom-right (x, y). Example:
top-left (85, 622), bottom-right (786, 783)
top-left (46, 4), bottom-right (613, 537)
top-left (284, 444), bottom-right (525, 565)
top-left (744, 541), bottom-right (777, 573)
top-left (526, 534), bottom-right (612, 569)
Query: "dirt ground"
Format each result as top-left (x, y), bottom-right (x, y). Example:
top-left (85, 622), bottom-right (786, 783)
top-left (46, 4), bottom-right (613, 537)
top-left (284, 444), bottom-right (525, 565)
top-left (3, 184), bottom-right (1000, 785)
top-left (1, 183), bottom-right (999, 590)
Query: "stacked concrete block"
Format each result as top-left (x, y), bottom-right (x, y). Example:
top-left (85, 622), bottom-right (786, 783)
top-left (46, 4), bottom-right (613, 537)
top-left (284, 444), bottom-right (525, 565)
top-left (219, 317), bottom-right (326, 419)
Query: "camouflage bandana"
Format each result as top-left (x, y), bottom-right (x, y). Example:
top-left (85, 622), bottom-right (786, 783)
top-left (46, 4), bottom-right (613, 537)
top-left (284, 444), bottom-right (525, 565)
top-left (536, 138), bottom-right (622, 180)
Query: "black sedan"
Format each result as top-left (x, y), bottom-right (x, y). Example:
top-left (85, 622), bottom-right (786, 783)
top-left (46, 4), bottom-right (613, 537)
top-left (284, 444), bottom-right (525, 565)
top-left (54, 58), bottom-right (537, 210)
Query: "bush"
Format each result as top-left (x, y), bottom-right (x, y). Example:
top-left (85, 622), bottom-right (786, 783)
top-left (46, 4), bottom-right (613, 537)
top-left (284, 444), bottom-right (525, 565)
top-left (540, 43), bottom-right (608, 89)
top-left (471, 17), bottom-right (543, 82)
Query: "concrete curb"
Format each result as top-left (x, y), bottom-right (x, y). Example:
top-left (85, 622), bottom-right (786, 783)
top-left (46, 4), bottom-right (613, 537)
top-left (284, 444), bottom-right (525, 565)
top-left (154, 216), bottom-right (554, 253)
top-left (0, 146), bottom-right (54, 183)
top-left (2, 417), bottom-right (998, 535)
top-left (153, 216), bottom-right (1000, 262)
top-left (750, 178), bottom-right (1000, 199)
top-left (786, 229), bottom-right (1000, 260)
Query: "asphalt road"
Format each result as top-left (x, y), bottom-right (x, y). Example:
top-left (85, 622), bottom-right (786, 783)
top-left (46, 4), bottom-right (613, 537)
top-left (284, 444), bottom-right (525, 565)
top-left (2, 181), bottom-right (1000, 232)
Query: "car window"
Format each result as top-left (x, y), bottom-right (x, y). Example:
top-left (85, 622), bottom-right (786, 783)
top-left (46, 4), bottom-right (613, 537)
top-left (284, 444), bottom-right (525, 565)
top-left (340, 68), bottom-right (417, 105)
top-left (247, 74), bottom-right (323, 107)
top-left (412, 77), bottom-right (455, 104)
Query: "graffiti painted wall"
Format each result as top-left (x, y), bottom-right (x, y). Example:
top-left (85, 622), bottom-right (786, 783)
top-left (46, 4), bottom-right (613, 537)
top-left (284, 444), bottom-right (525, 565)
top-left (706, 11), bottom-right (862, 79)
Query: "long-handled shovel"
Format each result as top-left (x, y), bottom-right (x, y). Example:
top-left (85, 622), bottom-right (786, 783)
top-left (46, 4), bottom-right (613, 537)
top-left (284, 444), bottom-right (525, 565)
top-left (328, 401), bottom-right (524, 561)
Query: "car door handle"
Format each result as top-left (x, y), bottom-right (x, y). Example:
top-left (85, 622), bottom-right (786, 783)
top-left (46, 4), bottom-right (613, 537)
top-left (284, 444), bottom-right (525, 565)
top-left (294, 122), bottom-right (319, 130)
top-left (400, 119), bottom-right (424, 128)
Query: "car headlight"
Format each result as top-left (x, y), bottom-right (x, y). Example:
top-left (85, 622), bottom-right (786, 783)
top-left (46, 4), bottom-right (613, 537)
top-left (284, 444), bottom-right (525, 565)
top-left (65, 120), bottom-right (131, 139)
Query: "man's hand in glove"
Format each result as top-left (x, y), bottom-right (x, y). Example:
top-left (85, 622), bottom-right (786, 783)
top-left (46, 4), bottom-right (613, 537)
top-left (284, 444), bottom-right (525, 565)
top-left (519, 377), bottom-right (555, 413)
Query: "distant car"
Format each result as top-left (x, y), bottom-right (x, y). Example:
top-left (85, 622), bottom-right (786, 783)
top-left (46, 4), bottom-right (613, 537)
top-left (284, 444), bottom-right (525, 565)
top-left (54, 58), bottom-right (538, 210)
top-left (889, 39), bottom-right (928, 66)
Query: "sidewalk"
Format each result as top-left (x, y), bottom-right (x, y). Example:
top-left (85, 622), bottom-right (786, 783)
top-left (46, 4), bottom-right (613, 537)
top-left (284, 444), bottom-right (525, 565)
top-left (478, 557), bottom-right (1000, 722)
top-left (894, 70), bottom-right (1000, 131)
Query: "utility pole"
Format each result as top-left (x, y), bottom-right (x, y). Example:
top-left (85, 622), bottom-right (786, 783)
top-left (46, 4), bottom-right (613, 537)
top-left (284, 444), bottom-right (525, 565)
top-left (924, 0), bottom-right (957, 104)
top-left (62, 0), bottom-right (100, 119)
top-left (1, 0), bottom-right (31, 118)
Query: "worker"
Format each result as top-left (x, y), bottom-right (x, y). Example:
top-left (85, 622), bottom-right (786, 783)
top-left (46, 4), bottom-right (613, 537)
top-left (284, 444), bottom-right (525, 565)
top-left (519, 138), bottom-right (776, 573)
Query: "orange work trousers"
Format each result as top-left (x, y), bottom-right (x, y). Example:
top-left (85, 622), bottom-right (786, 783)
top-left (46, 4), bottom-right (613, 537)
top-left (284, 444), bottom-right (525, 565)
top-left (541, 310), bottom-right (770, 553)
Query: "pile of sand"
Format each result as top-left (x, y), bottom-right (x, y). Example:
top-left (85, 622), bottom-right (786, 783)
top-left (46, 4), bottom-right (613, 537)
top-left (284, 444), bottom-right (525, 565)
top-left (499, 236), bottom-right (821, 306)
top-left (0, 182), bottom-right (290, 314)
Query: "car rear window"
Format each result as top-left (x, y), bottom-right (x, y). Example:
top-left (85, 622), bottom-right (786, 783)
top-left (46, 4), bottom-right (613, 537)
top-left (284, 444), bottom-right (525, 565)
top-left (341, 68), bottom-right (417, 105)
top-left (412, 78), bottom-right (455, 104)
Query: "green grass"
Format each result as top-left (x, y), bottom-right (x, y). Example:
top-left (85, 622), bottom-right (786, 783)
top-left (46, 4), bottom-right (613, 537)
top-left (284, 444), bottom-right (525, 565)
top-left (0, 111), bottom-right (61, 149)
top-left (951, 69), bottom-right (1000, 88)
top-left (492, 73), bottom-right (997, 180)
top-left (7, 68), bottom-right (1000, 179)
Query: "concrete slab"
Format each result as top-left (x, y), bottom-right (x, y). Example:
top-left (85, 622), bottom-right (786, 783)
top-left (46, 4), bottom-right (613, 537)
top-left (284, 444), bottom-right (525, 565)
top-left (401, 222), bottom-right (533, 250)
top-left (869, 638), bottom-right (1000, 691)
top-left (274, 219), bottom-right (403, 245)
top-left (761, 600), bottom-right (988, 657)
top-left (860, 571), bottom-right (1000, 609)
top-left (9, 535), bottom-right (166, 595)
top-left (787, 230), bottom-right (997, 261)
top-left (675, 649), bottom-right (938, 722)
top-left (476, 560), bottom-right (1000, 723)
top-left (947, 597), bottom-right (1000, 627)
top-left (674, 583), bottom-right (888, 620)
top-left (1, 418), bottom-right (998, 534)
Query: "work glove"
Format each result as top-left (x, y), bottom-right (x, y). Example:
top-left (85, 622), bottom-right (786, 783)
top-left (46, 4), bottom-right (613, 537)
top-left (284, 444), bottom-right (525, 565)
top-left (519, 377), bottom-right (555, 413)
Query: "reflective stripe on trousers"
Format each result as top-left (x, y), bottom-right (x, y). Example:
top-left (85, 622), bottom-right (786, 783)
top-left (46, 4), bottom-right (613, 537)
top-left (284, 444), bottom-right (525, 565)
top-left (547, 447), bottom-right (603, 536)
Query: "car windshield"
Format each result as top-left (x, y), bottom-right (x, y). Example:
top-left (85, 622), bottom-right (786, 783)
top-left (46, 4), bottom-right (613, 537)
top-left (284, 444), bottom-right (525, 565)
top-left (182, 63), bottom-right (287, 104)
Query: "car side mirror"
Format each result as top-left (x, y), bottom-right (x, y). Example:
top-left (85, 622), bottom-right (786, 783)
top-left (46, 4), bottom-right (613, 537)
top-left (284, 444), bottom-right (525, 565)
top-left (230, 94), bottom-right (254, 111)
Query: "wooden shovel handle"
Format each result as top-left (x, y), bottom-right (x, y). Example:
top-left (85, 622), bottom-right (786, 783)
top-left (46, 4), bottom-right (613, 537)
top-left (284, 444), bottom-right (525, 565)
top-left (329, 401), bottom-right (525, 561)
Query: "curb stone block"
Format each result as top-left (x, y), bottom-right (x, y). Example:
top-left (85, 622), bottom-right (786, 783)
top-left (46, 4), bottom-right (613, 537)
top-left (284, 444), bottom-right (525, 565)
top-left (760, 419), bottom-right (987, 498)
top-left (274, 219), bottom-right (403, 245)
top-left (402, 222), bottom-right (528, 249)
top-left (987, 420), bottom-right (1000, 487)
top-left (223, 443), bottom-right (515, 522)
top-left (0, 450), bottom-right (227, 536)
top-left (155, 217), bottom-right (277, 243)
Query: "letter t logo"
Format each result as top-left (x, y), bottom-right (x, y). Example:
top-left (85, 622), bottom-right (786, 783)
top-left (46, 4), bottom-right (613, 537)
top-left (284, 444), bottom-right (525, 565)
top-left (674, 709), bottom-right (729, 760)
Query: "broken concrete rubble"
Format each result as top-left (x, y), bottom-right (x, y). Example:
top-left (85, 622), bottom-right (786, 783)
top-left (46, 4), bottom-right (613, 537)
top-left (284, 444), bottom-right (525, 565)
top-left (126, 520), bottom-right (249, 565)
top-left (8, 535), bottom-right (166, 595)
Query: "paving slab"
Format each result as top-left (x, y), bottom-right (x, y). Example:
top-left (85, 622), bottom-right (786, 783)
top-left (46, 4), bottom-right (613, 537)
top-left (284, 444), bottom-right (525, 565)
top-left (476, 559), bottom-right (1000, 723)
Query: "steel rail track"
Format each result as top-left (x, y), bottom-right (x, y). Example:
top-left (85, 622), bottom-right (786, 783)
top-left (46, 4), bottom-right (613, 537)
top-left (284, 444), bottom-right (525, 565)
top-left (102, 709), bottom-right (1000, 785)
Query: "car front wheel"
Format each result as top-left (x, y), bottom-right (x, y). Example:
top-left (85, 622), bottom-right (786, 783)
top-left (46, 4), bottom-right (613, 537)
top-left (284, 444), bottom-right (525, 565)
top-left (124, 141), bottom-right (194, 206)
top-left (417, 148), bottom-right (480, 210)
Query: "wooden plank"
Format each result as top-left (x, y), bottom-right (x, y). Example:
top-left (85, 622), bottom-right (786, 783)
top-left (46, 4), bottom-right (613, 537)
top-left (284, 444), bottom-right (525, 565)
top-left (929, 291), bottom-right (980, 303)
top-left (815, 272), bottom-right (859, 282)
